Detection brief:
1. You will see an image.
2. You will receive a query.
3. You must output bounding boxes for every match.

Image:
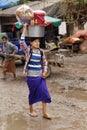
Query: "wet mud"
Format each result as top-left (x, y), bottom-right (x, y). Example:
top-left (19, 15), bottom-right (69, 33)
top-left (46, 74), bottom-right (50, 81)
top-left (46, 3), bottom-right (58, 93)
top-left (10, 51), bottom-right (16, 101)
top-left (0, 53), bottom-right (87, 130)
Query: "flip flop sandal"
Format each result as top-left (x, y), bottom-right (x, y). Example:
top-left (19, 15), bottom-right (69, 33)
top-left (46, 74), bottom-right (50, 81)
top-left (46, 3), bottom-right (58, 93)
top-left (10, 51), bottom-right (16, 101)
top-left (43, 114), bottom-right (52, 120)
top-left (29, 112), bottom-right (38, 117)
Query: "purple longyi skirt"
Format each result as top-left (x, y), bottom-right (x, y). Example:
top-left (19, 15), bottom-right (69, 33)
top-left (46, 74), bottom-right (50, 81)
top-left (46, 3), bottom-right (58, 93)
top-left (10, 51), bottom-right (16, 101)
top-left (26, 76), bottom-right (51, 105)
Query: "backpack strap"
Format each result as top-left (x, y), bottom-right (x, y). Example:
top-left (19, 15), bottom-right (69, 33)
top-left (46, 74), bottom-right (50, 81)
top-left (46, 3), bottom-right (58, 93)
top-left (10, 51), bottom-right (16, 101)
top-left (27, 47), bottom-right (32, 65)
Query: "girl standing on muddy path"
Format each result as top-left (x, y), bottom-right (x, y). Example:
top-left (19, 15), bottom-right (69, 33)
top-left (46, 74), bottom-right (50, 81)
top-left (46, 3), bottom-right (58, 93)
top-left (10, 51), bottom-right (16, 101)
top-left (19, 23), bottom-right (52, 120)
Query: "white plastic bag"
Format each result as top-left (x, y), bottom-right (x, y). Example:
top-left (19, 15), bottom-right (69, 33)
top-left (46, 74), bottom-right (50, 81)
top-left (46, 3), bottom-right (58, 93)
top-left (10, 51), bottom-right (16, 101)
top-left (16, 4), bottom-right (34, 20)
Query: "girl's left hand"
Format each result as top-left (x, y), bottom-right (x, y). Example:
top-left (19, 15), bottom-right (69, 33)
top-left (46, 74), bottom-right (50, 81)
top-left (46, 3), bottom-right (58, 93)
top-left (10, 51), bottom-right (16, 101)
top-left (42, 72), bottom-right (47, 79)
top-left (23, 71), bottom-right (27, 77)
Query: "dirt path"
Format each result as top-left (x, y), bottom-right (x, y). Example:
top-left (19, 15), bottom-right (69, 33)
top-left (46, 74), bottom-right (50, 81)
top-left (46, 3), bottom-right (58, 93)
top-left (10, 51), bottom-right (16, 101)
top-left (0, 53), bottom-right (87, 130)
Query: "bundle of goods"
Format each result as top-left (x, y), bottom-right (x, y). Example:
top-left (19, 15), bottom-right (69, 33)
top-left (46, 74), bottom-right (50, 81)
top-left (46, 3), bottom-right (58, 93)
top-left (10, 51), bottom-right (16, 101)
top-left (33, 10), bottom-right (46, 25)
top-left (65, 37), bottom-right (81, 44)
top-left (28, 10), bottom-right (46, 37)
top-left (16, 5), bottom-right (46, 26)
top-left (16, 4), bottom-right (34, 24)
top-left (79, 42), bottom-right (87, 52)
top-left (16, 5), bottom-right (46, 37)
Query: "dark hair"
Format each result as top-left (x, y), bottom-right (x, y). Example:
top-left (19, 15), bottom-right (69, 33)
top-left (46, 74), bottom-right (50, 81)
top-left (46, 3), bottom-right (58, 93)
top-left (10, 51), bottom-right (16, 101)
top-left (29, 37), bottom-right (39, 42)
top-left (2, 36), bottom-right (8, 40)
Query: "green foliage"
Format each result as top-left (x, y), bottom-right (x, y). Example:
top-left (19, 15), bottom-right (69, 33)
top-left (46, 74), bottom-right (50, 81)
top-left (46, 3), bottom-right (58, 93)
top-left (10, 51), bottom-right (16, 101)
top-left (63, 0), bottom-right (87, 5)
top-left (17, 0), bottom-right (30, 4)
top-left (73, 0), bottom-right (87, 6)
top-left (17, 0), bottom-right (39, 4)
top-left (84, 0), bottom-right (87, 3)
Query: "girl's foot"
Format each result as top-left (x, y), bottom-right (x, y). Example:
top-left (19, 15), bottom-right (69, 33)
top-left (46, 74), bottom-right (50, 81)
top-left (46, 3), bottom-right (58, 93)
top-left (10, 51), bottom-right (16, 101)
top-left (43, 113), bottom-right (52, 120)
top-left (29, 112), bottom-right (38, 117)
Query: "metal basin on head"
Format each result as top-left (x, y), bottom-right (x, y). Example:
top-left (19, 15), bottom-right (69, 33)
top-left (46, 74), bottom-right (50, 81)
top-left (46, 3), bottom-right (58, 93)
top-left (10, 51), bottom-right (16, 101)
top-left (26, 25), bottom-right (45, 37)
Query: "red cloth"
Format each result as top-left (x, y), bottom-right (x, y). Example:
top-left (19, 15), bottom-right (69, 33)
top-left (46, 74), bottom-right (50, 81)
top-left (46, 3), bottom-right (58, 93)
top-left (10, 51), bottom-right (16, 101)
top-left (44, 20), bottom-right (51, 26)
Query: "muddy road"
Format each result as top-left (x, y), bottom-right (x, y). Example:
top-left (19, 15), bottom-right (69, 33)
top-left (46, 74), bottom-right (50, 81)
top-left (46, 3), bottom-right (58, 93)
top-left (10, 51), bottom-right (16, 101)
top-left (0, 53), bottom-right (87, 130)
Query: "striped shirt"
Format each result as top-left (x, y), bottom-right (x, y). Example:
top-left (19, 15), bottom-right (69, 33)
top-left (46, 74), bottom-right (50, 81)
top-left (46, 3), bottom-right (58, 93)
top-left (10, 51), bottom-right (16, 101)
top-left (20, 36), bottom-right (48, 77)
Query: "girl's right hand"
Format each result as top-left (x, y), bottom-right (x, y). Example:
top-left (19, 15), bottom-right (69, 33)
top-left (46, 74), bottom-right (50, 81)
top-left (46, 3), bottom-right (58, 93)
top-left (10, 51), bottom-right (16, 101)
top-left (23, 23), bottom-right (28, 28)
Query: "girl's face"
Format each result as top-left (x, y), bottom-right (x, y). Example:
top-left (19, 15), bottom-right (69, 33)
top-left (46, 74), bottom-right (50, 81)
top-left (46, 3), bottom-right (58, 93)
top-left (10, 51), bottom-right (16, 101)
top-left (31, 39), bottom-right (40, 49)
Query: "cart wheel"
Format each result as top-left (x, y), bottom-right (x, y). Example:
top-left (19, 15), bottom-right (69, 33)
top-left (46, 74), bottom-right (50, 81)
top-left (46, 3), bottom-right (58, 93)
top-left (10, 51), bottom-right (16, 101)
top-left (46, 65), bottom-right (51, 78)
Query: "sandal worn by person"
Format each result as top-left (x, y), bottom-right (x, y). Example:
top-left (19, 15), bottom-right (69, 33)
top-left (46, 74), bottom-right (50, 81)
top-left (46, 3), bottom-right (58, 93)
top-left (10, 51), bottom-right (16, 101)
top-left (29, 112), bottom-right (38, 117)
top-left (43, 114), bottom-right (52, 120)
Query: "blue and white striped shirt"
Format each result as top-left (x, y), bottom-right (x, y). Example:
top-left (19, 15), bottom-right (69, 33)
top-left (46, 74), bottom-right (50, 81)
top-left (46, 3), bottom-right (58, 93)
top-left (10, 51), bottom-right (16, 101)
top-left (27, 49), bottom-right (42, 76)
top-left (20, 36), bottom-right (48, 77)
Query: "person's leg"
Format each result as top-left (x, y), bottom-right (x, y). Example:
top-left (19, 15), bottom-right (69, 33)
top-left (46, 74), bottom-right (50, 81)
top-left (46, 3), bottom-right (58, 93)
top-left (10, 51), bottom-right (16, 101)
top-left (29, 104), bottom-right (33, 113)
top-left (2, 59), bottom-right (7, 79)
top-left (9, 59), bottom-right (16, 79)
top-left (3, 71), bottom-right (6, 79)
top-left (42, 102), bottom-right (47, 115)
top-left (29, 104), bottom-right (37, 117)
top-left (42, 102), bottom-right (51, 119)
top-left (13, 73), bottom-right (16, 79)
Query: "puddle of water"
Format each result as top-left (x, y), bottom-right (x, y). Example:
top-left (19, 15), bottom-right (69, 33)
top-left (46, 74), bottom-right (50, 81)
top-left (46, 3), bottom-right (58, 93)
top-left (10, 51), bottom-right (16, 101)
top-left (0, 113), bottom-right (28, 130)
top-left (0, 112), bottom-right (53, 130)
